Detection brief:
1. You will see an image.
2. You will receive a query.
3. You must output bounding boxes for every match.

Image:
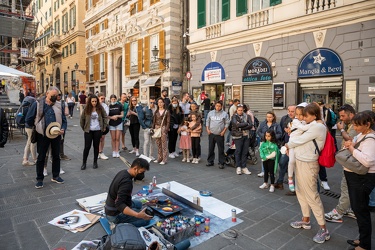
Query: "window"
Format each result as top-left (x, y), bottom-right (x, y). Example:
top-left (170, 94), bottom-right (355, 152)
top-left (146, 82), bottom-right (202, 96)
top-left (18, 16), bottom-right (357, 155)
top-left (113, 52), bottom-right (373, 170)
top-left (236, 0), bottom-right (247, 16)
top-left (71, 70), bottom-right (76, 82)
top-left (130, 42), bottom-right (138, 66)
top-left (89, 57), bottom-right (94, 81)
top-left (252, 0), bottom-right (269, 12)
top-left (64, 72), bottom-right (68, 84)
top-left (69, 6), bottom-right (76, 29)
top-left (197, 0), bottom-right (206, 28)
top-left (46, 56), bottom-right (48, 65)
top-left (100, 53), bottom-right (106, 79)
top-left (45, 11), bottom-right (47, 19)
top-left (222, 0), bottom-right (230, 21)
top-left (70, 42), bottom-right (76, 55)
top-left (49, 7), bottom-right (51, 17)
top-left (54, 19), bottom-right (60, 35)
top-left (87, 0), bottom-right (93, 9)
top-left (62, 13), bottom-right (68, 33)
top-left (62, 46), bottom-right (68, 58)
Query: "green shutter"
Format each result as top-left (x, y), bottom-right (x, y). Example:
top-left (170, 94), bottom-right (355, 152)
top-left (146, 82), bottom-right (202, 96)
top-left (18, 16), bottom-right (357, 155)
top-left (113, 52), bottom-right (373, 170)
top-left (222, 0), bottom-right (230, 21)
top-left (270, 0), bottom-right (282, 6)
top-left (197, 0), bottom-right (206, 28)
top-left (236, 0), bottom-right (247, 17)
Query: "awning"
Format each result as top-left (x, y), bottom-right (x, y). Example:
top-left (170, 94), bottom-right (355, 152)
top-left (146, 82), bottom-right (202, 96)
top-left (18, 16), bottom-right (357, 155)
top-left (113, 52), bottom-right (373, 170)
top-left (143, 76), bottom-right (160, 86)
top-left (299, 77), bottom-right (342, 89)
top-left (0, 64), bottom-right (35, 78)
top-left (124, 79), bottom-right (139, 88)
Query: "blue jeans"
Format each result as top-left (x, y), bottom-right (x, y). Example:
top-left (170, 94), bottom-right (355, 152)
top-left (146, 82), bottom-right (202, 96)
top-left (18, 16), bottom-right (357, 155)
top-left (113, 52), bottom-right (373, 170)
top-left (203, 110), bottom-right (209, 126)
top-left (234, 136), bottom-right (249, 168)
top-left (369, 189), bottom-right (375, 207)
top-left (276, 154), bottom-right (289, 184)
top-left (106, 200), bottom-right (149, 227)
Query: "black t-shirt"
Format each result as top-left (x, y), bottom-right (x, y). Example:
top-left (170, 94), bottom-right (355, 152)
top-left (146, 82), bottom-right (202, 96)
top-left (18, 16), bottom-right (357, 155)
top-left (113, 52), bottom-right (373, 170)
top-left (105, 170), bottom-right (133, 216)
top-left (203, 98), bottom-right (211, 110)
top-left (109, 103), bottom-right (124, 126)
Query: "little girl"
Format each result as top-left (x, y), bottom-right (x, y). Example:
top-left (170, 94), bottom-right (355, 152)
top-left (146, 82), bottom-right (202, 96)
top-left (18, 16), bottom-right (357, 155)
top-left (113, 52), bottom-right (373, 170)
top-left (259, 129), bottom-right (279, 192)
top-left (287, 104), bottom-right (311, 192)
top-left (189, 113), bottom-right (202, 164)
top-left (178, 120), bottom-right (192, 162)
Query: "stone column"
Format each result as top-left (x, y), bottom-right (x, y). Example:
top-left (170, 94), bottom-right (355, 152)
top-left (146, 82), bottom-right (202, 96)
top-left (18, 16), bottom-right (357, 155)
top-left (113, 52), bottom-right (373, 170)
top-left (107, 51), bottom-right (113, 96)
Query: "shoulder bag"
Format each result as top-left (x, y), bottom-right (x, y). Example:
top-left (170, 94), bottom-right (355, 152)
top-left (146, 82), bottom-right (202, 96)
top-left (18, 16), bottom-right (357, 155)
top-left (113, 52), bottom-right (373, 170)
top-left (152, 110), bottom-right (166, 139)
top-left (335, 134), bottom-right (375, 175)
top-left (31, 112), bottom-right (45, 144)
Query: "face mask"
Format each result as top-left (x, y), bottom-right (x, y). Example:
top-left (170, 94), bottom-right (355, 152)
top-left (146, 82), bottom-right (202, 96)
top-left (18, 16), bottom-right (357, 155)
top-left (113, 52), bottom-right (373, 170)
top-left (172, 104), bottom-right (178, 108)
top-left (135, 172), bottom-right (145, 181)
top-left (111, 102), bottom-right (116, 105)
top-left (50, 95), bottom-right (57, 103)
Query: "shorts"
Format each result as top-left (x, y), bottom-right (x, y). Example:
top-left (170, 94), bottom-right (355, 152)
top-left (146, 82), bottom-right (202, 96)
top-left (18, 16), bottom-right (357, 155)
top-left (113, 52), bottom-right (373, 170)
top-left (109, 122), bottom-right (123, 131)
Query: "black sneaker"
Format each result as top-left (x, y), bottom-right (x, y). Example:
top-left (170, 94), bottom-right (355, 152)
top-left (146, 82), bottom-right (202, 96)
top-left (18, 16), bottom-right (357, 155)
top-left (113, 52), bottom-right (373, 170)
top-left (218, 164), bottom-right (225, 169)
top-left (51, 177), bottom-right (64, 184)
top-left (35, 181), bottom-right (43, 189)
top-left (206, 162), bottom-right (214, 167)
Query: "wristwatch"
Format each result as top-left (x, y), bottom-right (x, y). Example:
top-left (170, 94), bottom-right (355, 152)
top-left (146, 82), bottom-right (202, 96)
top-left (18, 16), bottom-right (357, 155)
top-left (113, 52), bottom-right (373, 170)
top-left (340, 129), bottom-right (345, 133)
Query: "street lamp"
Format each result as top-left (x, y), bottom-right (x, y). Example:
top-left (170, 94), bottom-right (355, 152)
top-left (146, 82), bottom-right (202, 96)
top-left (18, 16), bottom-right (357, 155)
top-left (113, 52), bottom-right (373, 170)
top-left (74, 63), bottom-right (86, 75)
top-left (151, 46), bottom-right (169, 69)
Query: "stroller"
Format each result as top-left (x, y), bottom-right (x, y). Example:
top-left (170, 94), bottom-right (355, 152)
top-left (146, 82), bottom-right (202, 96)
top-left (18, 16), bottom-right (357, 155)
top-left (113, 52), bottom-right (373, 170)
top-left (224, 140), bottom-right (258, 168)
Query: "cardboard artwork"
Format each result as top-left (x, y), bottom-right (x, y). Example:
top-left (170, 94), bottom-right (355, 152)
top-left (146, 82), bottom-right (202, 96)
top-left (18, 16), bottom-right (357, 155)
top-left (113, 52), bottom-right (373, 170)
top-left (48, 209), bottom-right (100, 233)
top-left (76, 192), bottom-right (107, 213)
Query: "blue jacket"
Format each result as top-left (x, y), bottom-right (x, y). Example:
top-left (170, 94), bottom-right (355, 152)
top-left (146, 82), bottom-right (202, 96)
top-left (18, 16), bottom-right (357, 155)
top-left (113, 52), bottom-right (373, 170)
top-left (256, 120), bottom-right (282, 143)
top-left (137, 105), bottom-right (155, 129)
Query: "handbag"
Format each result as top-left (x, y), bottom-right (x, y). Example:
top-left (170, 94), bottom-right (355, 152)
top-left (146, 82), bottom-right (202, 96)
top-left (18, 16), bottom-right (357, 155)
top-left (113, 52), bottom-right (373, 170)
top-left (124, 119), bottom-right (130, 127)
top-left (152, 110), bottom-right (166, 139)
top-left (31, 112), bottom-right (45, 144)
top-left (335, 134), bottom-right (375, 175)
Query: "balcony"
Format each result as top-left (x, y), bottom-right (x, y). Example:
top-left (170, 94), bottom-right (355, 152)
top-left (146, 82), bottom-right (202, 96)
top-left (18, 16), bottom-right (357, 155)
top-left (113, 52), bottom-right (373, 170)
top-left (34, 46), bottom-right (45, 57)
top-left (205, 23), bottom-right (222, 39)
top-left (306, 0), bottom-right (336, 14)
top-left (48, 35), bottom-right (61, 48)
top-left (248, 9), bottom-right (270, 29)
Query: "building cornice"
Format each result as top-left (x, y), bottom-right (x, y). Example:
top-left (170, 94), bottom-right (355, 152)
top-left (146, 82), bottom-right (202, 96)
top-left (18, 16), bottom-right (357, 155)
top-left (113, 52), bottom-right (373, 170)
top-left (83, 0), bottom-right (128, 26)
top-left (187, 1), bottom-right (375, 54)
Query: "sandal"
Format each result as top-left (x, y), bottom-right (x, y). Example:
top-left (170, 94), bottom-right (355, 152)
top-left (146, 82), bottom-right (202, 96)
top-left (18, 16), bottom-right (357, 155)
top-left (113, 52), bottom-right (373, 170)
top-left (122, 147), bottom-right (128, 150)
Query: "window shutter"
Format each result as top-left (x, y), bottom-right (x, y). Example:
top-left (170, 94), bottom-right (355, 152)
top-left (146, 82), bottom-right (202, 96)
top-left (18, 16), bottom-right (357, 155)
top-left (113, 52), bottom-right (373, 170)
top-left (125, 43), bottom-right (130, 76)
top-left (270, 0), bottom-right (282, 6)
top-left (95, 24), bottom-right (99, 34)
top-left (138, 39), bottom-right (143, 74)
top-left (104, 19), bottom-right (108, 29)
top-left (144, 36), bottom-right (150, 73)
top-left (158, 30), bottom-right (165, 71)
top-left (104, 52), bottom-right (108, 79)
top-left (197, 0), bottom-right (206, 28)
top-left (86, 57), bottom-right (89, 82)
top-left (236, 0), bottom-right (247, 17)
top-left (222, 0), bottom-right (230, 21)
top-left (85, 30), bottom-right (89, 38)
top-left (138, 0), bottom-right (143, 11)
top-left (94, 54), bottom-right (100, 80)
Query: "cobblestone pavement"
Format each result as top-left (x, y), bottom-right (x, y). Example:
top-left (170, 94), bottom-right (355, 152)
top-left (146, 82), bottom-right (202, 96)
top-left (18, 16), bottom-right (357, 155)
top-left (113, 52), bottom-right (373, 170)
top-left (0, 115), bottom-right (373, 250)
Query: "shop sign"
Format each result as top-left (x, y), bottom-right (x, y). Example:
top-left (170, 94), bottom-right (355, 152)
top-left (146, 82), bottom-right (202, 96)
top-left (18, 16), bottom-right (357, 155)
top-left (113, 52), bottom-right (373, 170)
top-left (242, 57), bottom-right (272, 82)
top-left (273, 82), bottom-right (285, 109)
top-left (201, 62), bottom-right (226, 83)
top-left (298, 48), bottom-right (343, 78)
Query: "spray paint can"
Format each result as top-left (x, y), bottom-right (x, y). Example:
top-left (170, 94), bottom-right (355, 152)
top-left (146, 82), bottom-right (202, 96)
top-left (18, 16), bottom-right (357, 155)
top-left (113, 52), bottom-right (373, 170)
top-left (231, 209), bottom-right (237, 222)
top-left (166, 182), bottom-right (171, 190)
top-left (204, 217), bottom-right (210, 233)
top-left (152, 176), bottom-right (157, 187)
top-left (148, 182), bottom-right (153, 193)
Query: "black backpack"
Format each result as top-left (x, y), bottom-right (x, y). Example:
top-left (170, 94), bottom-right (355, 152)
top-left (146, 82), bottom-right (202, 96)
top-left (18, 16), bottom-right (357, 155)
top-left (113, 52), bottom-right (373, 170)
top-left (97, 223), bottom-right (147, 250)
top-left (16, 96), bottom-right (36, 128)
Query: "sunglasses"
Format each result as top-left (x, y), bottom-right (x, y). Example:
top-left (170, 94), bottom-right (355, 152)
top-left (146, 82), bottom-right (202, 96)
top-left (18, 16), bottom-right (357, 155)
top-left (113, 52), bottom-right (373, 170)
top-left (237, 104), bottom-right (244, 107)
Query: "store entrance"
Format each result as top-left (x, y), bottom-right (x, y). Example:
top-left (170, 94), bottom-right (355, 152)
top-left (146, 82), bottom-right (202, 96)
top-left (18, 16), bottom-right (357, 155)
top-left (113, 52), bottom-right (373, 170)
top-left (302, 89), bottom-right (342, 112)
top-left (203, 84), bottom-right (224, 109)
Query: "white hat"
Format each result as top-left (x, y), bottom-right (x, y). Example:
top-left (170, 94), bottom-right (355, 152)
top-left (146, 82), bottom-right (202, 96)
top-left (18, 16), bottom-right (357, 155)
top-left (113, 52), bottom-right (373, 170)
top-left (297, 102), bottom-right (308, 108)
top-left (45, 122), bottom-right (61, 139)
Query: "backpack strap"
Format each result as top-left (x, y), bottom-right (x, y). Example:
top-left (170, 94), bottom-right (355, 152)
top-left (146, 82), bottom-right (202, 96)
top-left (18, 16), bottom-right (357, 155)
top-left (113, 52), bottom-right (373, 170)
top-left (313, 138), bottom-right (320, 155)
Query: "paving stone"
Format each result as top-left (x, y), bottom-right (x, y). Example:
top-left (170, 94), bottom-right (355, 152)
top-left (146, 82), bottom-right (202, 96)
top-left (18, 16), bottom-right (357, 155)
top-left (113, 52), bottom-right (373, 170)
top-left (258, 229), bottom-right (294, 249)
top-left (0, 231), bottom-right (21, 250)
top-left (278, 233), bottom-right (317, 250)
top-left (0, 217), bottom-right (13, 235)
top-left (14, 221), bottom-right (49, 250)
top-left (242, 218), bottom-right (282, 240)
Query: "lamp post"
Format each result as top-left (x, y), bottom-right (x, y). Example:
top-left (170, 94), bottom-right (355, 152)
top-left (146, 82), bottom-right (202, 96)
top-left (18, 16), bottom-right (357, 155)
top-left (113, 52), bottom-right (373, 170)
top-left (151, 46), bottom-right (169, 69)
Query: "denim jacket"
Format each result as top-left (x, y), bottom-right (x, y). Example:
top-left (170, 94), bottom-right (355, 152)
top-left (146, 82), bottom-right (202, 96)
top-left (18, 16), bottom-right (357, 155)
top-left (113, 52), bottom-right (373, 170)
top-left (137, 105), bottom-right (155, 129)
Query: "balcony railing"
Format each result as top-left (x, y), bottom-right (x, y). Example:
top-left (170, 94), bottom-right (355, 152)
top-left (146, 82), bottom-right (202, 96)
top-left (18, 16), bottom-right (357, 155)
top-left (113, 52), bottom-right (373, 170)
top-left (248, 9), bottom-right (270, 29)
top-left (205, 23), bottom-right (222, 39)
top-left (34, 46), bottom-right (45, 56)
top-left (48, 35), bottom-right (61, 48)
top-left (306, 0), bottom-right (336, 14)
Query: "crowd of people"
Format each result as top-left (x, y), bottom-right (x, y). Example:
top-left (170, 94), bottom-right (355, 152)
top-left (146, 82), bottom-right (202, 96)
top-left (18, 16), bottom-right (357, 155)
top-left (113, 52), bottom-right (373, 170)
top-left (2, 86), bottom-right (374, 249)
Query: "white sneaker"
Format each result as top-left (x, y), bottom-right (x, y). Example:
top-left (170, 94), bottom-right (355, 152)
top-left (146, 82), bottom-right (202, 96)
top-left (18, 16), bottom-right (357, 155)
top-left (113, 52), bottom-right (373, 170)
top-left (116, 152), bottom-right (120, 158)
top-left (269, 185), bottom-right (275, 192)
top-left (112, 152), bottom-right (116, 158)
top-left (159, 161), bottom-right (166, 165)
top-left (236, 167), bottom-right (242, 175)
top-left (135, 150), bottom-right (140, 157)
top-left (192, 158), bottom-right (197, 164)
top-left (43, 168), bottom-right (48, 176)
top-left (99, 153), bottom-right (109, 160)
top-left (257, 172), bottom-right (264, 177)
top-left (129, 149), bottom-right (136, 154)
top-left (321, 181), bottom-right (330, 191)
top-left (182, 158), bottom-right (186, 162)
top-left (259, 183), bottom-right (268, 189)
top-left (241, 168), bottom-right (252, 175)
top-left (173, 152), bottom-right (179, 157)
top-left (195, 158), bottom-right (199, 164)
top-left (60, 168), bottom-right (65, 175)
top-left (153, 160), bottom-right (159, 163)
top-left (187, 159), bottom-right (190, 163)
top-left (169, 153), bottom-right (175, 159)
top-left (150, 156), bottom-right (156, 161)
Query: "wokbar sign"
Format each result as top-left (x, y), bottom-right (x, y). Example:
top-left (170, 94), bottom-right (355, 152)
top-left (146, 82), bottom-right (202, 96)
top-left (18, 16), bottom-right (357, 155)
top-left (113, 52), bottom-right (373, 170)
top-left (298, 48), bottom-right (343, 78)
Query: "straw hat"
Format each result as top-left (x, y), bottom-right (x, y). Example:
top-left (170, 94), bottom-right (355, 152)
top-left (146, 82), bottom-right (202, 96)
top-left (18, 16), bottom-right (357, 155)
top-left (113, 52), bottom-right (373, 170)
top-left (45, 122), bottom-right (61, 139)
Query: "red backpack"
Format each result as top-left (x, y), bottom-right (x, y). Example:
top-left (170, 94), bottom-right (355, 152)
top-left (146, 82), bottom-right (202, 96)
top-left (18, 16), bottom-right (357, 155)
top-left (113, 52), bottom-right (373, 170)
top-left (313, 131), bottom-right (336, 168)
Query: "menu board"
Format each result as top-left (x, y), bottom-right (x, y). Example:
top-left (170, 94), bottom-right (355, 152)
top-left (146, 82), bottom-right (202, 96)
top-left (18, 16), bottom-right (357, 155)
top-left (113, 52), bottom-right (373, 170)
top-left (273, 83), bottom-right (285, 108)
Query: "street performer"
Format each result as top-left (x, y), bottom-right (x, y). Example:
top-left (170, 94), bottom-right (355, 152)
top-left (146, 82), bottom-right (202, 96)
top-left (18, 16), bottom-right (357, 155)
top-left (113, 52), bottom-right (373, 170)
top-left (105, 158), bottom-right (152, 227)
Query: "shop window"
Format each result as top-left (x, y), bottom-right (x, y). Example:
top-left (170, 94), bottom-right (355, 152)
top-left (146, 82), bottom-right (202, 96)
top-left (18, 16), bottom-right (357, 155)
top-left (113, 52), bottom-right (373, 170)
top-left (344, 80), bottom-right (358, 111)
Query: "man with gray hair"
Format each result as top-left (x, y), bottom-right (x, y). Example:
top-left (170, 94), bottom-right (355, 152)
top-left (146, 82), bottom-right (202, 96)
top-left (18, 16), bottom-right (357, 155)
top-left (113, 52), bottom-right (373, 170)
top-left (26, 86), bottom-right (67, 189)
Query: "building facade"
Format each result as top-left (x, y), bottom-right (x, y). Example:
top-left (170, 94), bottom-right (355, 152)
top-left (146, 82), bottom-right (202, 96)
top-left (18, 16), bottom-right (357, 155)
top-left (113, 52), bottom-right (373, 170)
top-left (30, 0), bottom-right (86, 95)
top-left (188, 0), bottom-right (375, 119)
top-left (83, 0), bottom-right (188, 102)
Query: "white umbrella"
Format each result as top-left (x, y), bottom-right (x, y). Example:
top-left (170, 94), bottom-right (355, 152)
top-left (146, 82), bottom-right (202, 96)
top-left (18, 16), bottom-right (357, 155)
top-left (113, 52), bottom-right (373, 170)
top-left (0, 72), bottom-right (17, 77)
top-left (0, 64), bottom-right (35, 78)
